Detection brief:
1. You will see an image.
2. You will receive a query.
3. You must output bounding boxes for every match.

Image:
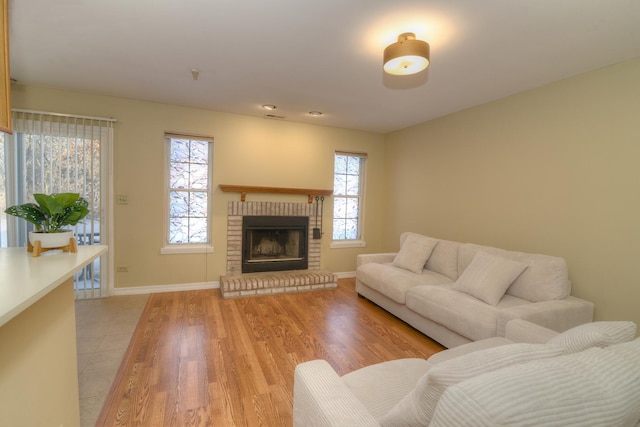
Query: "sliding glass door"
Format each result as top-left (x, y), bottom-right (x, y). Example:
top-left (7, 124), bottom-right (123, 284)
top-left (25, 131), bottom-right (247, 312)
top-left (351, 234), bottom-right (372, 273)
top-left (0, 111), bottom-right (113, 298)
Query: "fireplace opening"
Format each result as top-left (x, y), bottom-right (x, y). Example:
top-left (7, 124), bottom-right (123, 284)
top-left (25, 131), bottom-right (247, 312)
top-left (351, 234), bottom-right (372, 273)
top-left (242, 216), bottom-right (308, 273)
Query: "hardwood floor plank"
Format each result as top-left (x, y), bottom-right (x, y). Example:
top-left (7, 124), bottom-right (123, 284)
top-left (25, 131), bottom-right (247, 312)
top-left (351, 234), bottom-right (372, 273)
top-left (96, 278), bottom-right (444, 426)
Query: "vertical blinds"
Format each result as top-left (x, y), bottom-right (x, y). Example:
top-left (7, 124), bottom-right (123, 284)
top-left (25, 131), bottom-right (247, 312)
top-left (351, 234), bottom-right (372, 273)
top-left (11, 110), bottom-right (114, 299)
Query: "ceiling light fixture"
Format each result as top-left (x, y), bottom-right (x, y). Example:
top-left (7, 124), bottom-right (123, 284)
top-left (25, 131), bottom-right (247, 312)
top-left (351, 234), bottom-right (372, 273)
top-left (262, 104), bottom-right (276, 111)
top-left (308, 111), bottom-right (323, 117)
top-left (383, 32), bottom-right (430, 76)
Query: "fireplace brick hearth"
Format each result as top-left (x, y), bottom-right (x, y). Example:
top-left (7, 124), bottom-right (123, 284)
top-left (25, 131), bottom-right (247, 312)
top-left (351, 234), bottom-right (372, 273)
top-left (222, 201), bottom-right (337, 298)
top-left (220, 269), bottom-right (337, 298)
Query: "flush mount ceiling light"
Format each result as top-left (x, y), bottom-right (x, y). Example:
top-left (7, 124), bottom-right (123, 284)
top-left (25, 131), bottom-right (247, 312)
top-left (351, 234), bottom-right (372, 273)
top-left (308, 111), bottom-right (323, 117)
top-left (383, 32), bottom-right (430, 76)
top-left (262, 104), bottom-right (277, 111)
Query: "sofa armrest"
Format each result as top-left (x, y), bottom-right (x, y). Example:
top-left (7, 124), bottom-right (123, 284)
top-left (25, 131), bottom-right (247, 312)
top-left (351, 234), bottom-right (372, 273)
top-left (504, 319), bottom-right (559, 343)
top-left (356, 253), bottom-right (397, 268)
top-left (497, 296), bottom-right (595, 336)
top-left (293, 360), bottom-right (380, 427)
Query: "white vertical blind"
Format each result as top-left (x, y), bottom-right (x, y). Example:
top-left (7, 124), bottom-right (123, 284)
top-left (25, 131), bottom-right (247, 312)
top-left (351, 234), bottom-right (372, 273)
top-left (8, 110), bottom-right (114, 298)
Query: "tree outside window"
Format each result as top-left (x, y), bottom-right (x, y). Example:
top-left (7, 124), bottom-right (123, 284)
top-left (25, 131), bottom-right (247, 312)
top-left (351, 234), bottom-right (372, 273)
top-left (166, 135), bottom-right (213, 247)
top-left (333, 152), bottom-right (366, 241)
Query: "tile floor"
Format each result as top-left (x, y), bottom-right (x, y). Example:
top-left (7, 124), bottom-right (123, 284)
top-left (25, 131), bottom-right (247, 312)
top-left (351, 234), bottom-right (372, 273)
top-left (75, 294), bottom-right (149, 427)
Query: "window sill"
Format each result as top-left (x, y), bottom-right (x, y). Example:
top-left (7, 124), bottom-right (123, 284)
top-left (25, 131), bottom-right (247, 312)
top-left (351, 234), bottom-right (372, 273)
top-left (330, 239), bottom-right (366, 249)
top-left (160, 244), bottom-right (214, 255)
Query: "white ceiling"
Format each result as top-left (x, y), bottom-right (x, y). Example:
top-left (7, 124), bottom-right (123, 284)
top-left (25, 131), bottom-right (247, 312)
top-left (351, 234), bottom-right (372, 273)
top-left (8, 1), bottom-right (640, 134)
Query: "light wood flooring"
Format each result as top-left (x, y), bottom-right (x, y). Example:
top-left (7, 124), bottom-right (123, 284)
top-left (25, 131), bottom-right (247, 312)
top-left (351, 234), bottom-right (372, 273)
top-left (96, 278), bottom-right (444, 426)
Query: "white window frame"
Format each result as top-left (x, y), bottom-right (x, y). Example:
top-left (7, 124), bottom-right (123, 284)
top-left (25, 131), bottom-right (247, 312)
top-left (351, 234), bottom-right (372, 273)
top-left (160, 132), bottom-right (214, 255)
top-left (330, 150), bottom-right (367, 249)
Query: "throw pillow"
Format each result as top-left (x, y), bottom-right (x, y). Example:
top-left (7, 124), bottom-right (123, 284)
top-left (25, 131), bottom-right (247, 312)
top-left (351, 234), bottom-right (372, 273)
top-left (425, 239), bottom-right (459, 280)
top-left (547, 321), bottom-right (637, 353)
top-left (379, 343), bottom-right (564, 427)
top-left (392, 234), bottom-right (438, 274)
top-left (605, 336), bottom-right (640, 365)
top-left (452, 251), bottom-right (527, 305)
top-left (431, 345), bottom-right (640, 427)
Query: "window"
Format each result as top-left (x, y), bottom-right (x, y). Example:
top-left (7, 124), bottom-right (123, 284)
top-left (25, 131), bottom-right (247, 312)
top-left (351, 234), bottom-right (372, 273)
top-left (332, 151), bottom-right (366, 247)
top-left (162, 133), bottom-right (213, 254)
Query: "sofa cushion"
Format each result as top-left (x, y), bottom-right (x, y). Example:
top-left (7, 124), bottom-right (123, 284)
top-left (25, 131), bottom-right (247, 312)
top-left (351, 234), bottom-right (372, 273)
top-left (452, 251), bottom-right (527, 306)
top-left (430, 339), bottom-right (640, 427)
top-left (357, 263), bottom-right (452, 304)
top-left (406, 285), bottom-right (499, 341)
top-left (392, 233), bottom-right (438, 274)
top-left (426, 238), bottom-right (460, 281)
top-left (547, 321), bottom-right (637, 353)
top-left (400, 232), bottom-right (460, 280)
top-left (426, 337), bottom-right (513, 365)
top-left (458, 243), bottom-right (571, 302)
top-left (341, 358), bottom-right (432, 420)
top-left (380, 343), bottom-right (565, 427)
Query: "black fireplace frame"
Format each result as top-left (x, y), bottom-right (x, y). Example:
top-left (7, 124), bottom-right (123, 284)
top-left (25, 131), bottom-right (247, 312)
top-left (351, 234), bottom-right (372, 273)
top-left (242, 216), bottom-right (309, 273)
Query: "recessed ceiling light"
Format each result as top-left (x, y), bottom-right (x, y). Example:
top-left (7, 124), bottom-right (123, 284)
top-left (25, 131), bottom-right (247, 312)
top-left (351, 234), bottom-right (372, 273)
top-left (262, 104), bottom-right (276, 111)
top-left (308, 111), bottom-right (323, 117)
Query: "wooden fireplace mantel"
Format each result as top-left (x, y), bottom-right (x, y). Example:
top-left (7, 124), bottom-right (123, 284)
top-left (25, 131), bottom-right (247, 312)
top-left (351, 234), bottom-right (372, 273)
top-left (219, 184), bottom-right (333, 203)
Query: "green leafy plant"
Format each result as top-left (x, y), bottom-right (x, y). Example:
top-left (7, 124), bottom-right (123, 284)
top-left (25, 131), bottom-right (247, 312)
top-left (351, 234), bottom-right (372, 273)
top-left (4, 192), bottom-right (89, 233)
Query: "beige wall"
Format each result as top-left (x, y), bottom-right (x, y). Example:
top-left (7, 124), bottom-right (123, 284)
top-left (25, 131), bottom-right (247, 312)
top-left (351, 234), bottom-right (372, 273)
top-left (0, 279), bottom-right (80, 427)
top-left (385, 57), bottom-right (640, 326)
top-left (12, 57), bottom-right (640, 326)
top-left (12, 86), bottom-right (386, 289)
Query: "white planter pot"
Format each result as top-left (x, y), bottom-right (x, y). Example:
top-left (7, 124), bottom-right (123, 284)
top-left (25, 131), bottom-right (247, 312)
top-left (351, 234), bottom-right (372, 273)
top-left (29, 230), bottom-right (75, 248)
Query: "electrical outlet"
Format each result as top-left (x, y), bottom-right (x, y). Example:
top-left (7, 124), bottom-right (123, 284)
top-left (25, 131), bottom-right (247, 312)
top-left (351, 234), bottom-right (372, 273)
top-left (116, 265), bottom-right (129, 272)
top-left (116, 194), bottom-right (128, 205)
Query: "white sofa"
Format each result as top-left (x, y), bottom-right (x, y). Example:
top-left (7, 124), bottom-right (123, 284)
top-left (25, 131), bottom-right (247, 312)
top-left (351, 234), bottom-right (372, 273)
top-left (293, 320), bottom-right (640, 426)
top-left (356, 232), bottom-right (595, 348)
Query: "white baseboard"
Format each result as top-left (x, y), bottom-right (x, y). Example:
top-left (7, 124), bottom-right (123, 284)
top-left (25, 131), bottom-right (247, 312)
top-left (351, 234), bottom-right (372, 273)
top-left (110, 271), bottom-right (356, 296)
top-left (112, 281), bottom-right (219, 296)
top-left (334, 271), bottom-right (356, 279)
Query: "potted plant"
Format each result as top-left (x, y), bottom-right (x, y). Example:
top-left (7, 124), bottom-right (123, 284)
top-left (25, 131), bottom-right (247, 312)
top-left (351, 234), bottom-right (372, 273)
top-left (4, 192), bottom-right (89, 249)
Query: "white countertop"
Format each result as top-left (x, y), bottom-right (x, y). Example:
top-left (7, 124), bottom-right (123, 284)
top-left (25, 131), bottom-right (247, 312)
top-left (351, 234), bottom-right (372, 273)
top-left (0, 245), bottom-right (108, 327)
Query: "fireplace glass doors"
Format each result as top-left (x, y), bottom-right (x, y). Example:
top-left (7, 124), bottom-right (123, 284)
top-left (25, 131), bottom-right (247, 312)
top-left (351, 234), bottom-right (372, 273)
top-left (242, 216), bottom-right (308, 273)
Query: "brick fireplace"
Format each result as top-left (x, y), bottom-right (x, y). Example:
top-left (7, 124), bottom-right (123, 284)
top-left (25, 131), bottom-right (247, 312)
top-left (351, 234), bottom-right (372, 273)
top-left (241, 215), bottom-right (309, 273)
top-left (220, 201), bottom-right (337, 298)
